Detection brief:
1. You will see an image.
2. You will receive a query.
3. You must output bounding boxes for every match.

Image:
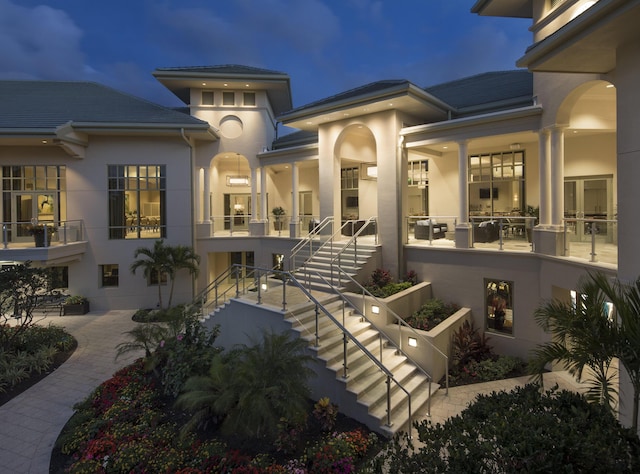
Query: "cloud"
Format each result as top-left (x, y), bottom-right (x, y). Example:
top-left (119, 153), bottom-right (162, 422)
top-left (0, 0), bottom-right (86, 80)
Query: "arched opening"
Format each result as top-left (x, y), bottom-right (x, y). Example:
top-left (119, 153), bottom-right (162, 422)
top-left (334, 125), bottom-right (377, 228)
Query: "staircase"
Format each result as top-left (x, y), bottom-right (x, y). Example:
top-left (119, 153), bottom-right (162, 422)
top-left (285, 293), bottom-right (439, 437)
top-left (293, 240), bottom-right (378, 293)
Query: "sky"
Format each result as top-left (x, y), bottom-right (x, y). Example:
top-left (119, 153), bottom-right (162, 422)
top-left (0, 0), bottom-right (532, 109)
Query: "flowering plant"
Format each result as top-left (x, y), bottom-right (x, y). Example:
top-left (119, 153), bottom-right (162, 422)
top-left (26, 223), bottom-right (56, 235)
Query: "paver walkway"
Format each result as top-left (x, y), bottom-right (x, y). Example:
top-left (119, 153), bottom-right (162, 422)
top-left (0, 311), bottom-right (141, 474)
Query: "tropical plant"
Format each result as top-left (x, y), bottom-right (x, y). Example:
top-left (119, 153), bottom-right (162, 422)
top-left (177, 330), bottom-right (315, 441)
top-left (530, 271), bottom-right (640, 430)
top-left (404, 298), bottom-right (460, 331)
top-left (313, 396), bottom-right (339, 431)
top-left (370, 384), bottom-right (640, 473)
top-left (64, 295), bottom-right (88, 305)
top-left (130, 240), bottom-right (171, 309)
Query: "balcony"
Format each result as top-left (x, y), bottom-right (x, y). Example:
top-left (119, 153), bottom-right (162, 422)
top-left (0, 220), bottom-right (87, 265)
top-left (406, 215), bottom-right (617, 267)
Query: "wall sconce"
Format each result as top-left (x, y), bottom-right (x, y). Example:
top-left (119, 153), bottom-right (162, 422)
top-left (509, 143), bottom-right (522, 150)
top-left (408, 337), bottom-right (417, 347)
top-left (371, 305), bottom-right (380, 314)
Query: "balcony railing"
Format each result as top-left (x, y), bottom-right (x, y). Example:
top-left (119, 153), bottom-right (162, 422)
top-left (563, 217), bottom-right (617, 264)
top-left (202, 214), bottom-right (321, 237)
top-left (0, 220), bottom-right (84, 249)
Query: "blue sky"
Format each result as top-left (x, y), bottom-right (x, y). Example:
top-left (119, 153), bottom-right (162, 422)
top-left (0, 0), bottom-right (531, 109)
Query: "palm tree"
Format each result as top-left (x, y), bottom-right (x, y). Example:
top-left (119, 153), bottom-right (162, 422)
top-left (130, 240), bottom-right (171, 309)
top-left (166, 245), bottom-right (200, 308)
top-left (531, 271), bottom-right (640, 430)
top-left (177, 330), bottom-right (314, 440)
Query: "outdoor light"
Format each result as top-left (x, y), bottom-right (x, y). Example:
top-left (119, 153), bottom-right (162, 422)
top-left (408, 337), bottom-right (417, 347)
top-left (371, 305), bottom-right (380, 314)
top-left (261, 283), bottom-right (268, 291)
top-left (366, 165), bottom-right (378, 178)
top-left (227, 176), bottom-right (249, 186)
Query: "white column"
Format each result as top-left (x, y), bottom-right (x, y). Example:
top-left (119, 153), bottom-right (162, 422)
top-left (457, 140), bottom-right (469, 224)
top-left (203, 167), bottom-right (211, 223)
top-left (260, 167), bottom-right (268, 222)
top-left (549, 127), bottom-right (565, 227)
top-left (538, 129), bottom-right (550, 227)
top-left (290, 162), bottom-right (300, 237)
top-left (250, 167), bottom-right (258, 222)
top-left (196, 167), bottom-right (203, 223)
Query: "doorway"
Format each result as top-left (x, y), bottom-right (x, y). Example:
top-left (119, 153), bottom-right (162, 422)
top-left (13, 193), bottom-right (57, 239)
top-left (564, 176), bottom-right (614, 242)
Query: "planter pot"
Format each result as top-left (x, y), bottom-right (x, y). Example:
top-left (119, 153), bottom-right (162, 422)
top-left (63, 301), bottom-right (90, 315)
top-left (33, 233), bottom-right (48, 247)
top-left (273, 220), bottom-right (285, 231)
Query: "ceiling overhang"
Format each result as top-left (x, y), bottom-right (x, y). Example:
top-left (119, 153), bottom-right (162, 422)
top-left (471, 0), bottom-right (532, 18)
top-left (279, 84), bottom-right (452, 131)
top-left (517, 0), bottom-right (640, 73)
top-left (153, 70), bottom-right (292, 116)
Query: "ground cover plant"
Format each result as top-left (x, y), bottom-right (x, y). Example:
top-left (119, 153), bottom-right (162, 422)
top-left (370, 384), bottom-right (640, 473)
top-left (52, 307), bottom-right (381, 473)
top-left (446, 320), bottom-right (526, 386)
top-left (403, 298), bottom-right (460, 331)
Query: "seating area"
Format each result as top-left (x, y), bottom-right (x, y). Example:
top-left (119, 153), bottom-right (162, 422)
top-left (415, 219), bottom-right (448, 240)
top-left (473, 220), bottom-right (500, 243)
top-left (342, 219), bottom-right (376, 236)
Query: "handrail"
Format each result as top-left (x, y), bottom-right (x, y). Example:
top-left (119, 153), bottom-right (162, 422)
top-left (329, 266), bottom-right (449, 394)
top-left (562, 217), bottom-right (617, 263)
top-left (1, 219), bottom-right (84, 248)
top-left (289, 215), bottom-right (334, 272)
top-left (329, 217), bottom-right (378, 286)
top-left (211, 263), bottom-right (419, 436)
top-left (469, 215), bottom-right (536, 251)
top-left (283, 269), bottom-right (415, 437)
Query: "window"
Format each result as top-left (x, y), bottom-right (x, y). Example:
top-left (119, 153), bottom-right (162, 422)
top-left (101, 264), bottom-right (119, 287)
top-left (468, 151), bottom-right (524, 216)
top-left (485, 279), bottom-right (513, 335)
top-left (202, 91), bottom-right (214, 105)
top-left (223, 91), bottom-right (235, 106)
top-left (243, 92), bottom-right (256, 106)
top-left (108, 165), bottom-right (165, 239)
top-left (2, 166), bottom-right (66, 240)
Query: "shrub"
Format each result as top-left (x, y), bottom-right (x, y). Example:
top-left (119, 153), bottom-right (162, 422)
top-left (404, 299), bottom-right (459, 331)
top-left (363, 268), bottom-right (416, 298)
top-left (313, 397), bottom-right (339, 431)
top-left (371, 384), bottom-right (640, 473)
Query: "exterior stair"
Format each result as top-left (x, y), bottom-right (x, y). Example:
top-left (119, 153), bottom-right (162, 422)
top-left (293, 241), bottom-right (378, 293)
top-left (285, 294), bottom-right (439, 437)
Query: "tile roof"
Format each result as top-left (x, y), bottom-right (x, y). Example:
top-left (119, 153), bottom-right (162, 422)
top-left (424, 70), bottom-right (533, 111)
top-left (0, 80), bottom-right (207, 130)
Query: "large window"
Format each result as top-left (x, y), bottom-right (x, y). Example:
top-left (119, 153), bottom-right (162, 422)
top-left (108, 165), bottom-right (165, 239)
top-left (469, 151), bottom-right (524, 217)
top-left (1, 165), bottom-right (66, 241)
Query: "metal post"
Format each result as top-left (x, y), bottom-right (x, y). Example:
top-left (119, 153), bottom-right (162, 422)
top-left (385, 375), bottom-right (392, 427)
top-left (235, 266), bottom-right (240, 298)
top-left (314, 304), bottom-right (320, 347)
top-left (590, 222), bottom-right (597, 262)
top-left (3, 224), bottom-right (7, 249)
top-left (498, 218), bottom-right (504, 250)
top-left (342, 333), bottom-right (349, 379)
top-left (282, 273), bottom-right (287, 312)
top-left (257, 270), bottom-right (262, 304)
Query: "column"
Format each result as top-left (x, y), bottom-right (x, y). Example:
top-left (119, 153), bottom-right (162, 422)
top-left (260, 167), bottom-right (268, 223)
top-left (455, 140), bottom-right (472, 248)
top-left (203, 167), bottom-right (211, 223)
top-left (549, 126), bottom-right (565, 228)
top-left (250, 167), bottom-right (258, 222)
top-left (196, 167), bottom-right (203, 223)
top-left (290, 162), bottom-right (300, 237)
top-left (538, 129), bottom-right (550, 227)
top-left (457, 141), bottom-right (469, 224)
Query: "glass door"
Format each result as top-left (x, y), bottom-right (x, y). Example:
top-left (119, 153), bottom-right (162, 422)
top-left (564, 176), bottom-right (613, 242)
top-left (13, 193), bottom-right (56, 240)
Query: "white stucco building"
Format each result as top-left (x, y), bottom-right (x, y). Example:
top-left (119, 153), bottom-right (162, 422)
top-left (1, 0), bottom-right (638, 429)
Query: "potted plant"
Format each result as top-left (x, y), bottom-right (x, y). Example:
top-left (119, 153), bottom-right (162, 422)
top-left (491, 295), bottom-right (507, 330)
top-left (63, 295), bottom-right (90, 315)
top-left (272, 206), bottom-right (286, 231)
top-left (26, 221), bottom-right (57, 247)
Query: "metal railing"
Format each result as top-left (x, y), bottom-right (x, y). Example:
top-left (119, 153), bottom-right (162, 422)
top-left (469, 215), bottom-right (536, 250)
top-left (289, 216), bottom-right (334, 272)
top-left (406, 215), bottom-right (457, 244)
top-left (197, 263), bottom-right (428, 436)
top-left (321, 266), bottom-right (448, 395)
top-left (0, 219), bottom-right (84, 249)
top-left (563, 217), bottom-right (618, 263)
top-left (329, 217), bottom-right (378, 287)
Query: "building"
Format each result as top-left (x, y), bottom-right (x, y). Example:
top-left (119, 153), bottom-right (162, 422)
top-left (0, 0), bottom-right (638, 428)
